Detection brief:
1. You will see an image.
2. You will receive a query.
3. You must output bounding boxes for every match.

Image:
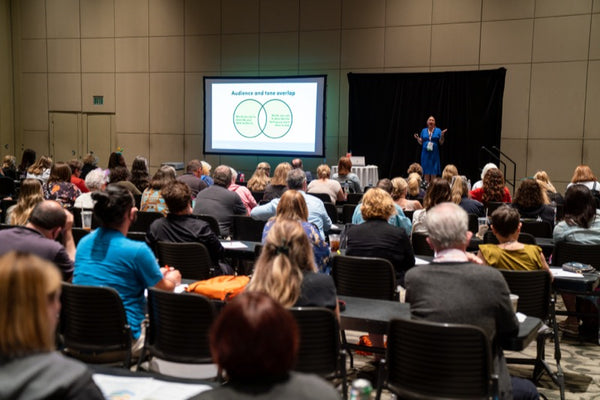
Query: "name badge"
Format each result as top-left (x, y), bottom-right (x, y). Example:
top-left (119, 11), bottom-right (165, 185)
top-left (426, 141), bottom-right (434, 151)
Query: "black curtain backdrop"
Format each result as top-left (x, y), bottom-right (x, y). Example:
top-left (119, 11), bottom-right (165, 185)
top-left (347, 68), bottom-right (505, 182)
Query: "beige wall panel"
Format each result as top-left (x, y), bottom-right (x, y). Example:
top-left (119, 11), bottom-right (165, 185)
top-left (47, 39), bottom-right (80, 73)
top-left (20, 39), bottom-right (47, 73)
top-left (22, 131), bottom-right (49, 156)
top-left (535, 0), bottom-right (593, 17)
top-left (481, 0), bottom-right (534, 21)
top-left (185, 72), bottom-right (210, 135)
top-left (342, 0), bottom-right (385, 28)
top-left (49, 112), bottom-right (79, 161)
top-left (384, 25), bottom-right (431, 67)
top-left (221, 34), bottom-right (259, 72)
top-left (81, 0), bottom-right (114, 38)
top-left (480, 20), bottom-right (533, 64)
top-left (115, 0), bottom-right (149, 37)
top-left (299, 0), bottom-right (341, 31)
top-left (432, 0), bottom-right (481, 23)
top-left (150, 73), bottom-right (184, 134)
top-left (185, 36), bottom-right (221, 72)
top-left (82, 73), bottom-right (115, 113)
top-left (384, 67), bottom-right (430, 73)
top-left (82, 38), bottom-right (115, 73)
top-left (431, 23), bottom-right (480, 66)
top-left (260, 33), bottom-right (299, 70)
top-left (149, 133), bottom-right (184, 166)
top-left (21, 73), bottom-right (48, 130)
top-left (529, 62), bottom-right (587, 139)
top-left (299, 31), bottom-right (341, 70)
top-left (498, 64), bottom-right (531, 140)
top-left (430, 65), bottom-right (478, 72)
top-left (260, 0), bottom-right (299, 32)
top-left (116, 133), bottom-right (150, 160)
top-left (591, 14), bottom-right (600, 60)
top-left (48, 73), bottom-right (81, 111)
top-left (86, 114), bottom-right (114, 164)
top-left (341, 28), bottom-right (385, 69)
top-left (115, 73), bottom-right (149, 133)
top-left (386, 0), bottom-right (432, 26)
top-left (533, 15), bottom-right (591, 62)
top-left (594, 0), bottom-right (600, 12)
top-left (527, 139), bottom-right (582, 182)
top-left (221, 0), bottom-right (259, 34)
top-left (184, 134), bottom-right (204, 162)
top-left (149, 0), bottom-right (184, 36)
top-left (585, 61), bottom-right (600, 138)
top-left (46, 0), bottom-right (79, 38)
top-left (116, 38), bottom-right (149, 72)
top-left (499, 138), bottom-right (527, 183)
top-left (583, 139), bottom-right (600, 173)
top-left (149, 37), bottom-right (184, 72)
top-left (19, 0), bottom-right (46, 39)
top-left (185, 0), bottom-right (221, 35)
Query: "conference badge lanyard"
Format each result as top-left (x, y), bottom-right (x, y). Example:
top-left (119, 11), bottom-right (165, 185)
top-left (426, 130), bottom-right (434, 152)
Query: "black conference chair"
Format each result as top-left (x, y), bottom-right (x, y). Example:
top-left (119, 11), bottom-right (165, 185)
top-left (127, 231), bottom-right (146, 242)
top-left (138, 288), bottom-right (216, 373)
top-left (411, 232), bottom-right (434, 256)
top-left (375, 318), bottom-right (497, 400)
top-left (324, 202), bottom-right (338, 225)
top-left (483, 231), bottom-right (536, 245)
top-left (468, 213), bottom-right (479, 234)
top-left (156, 241), bottom-right (213, 280)
top-left (520, 219), bottom-right (553, 238)
top-left (0, 199), bottom-right (16, 223)
top-left (500, 269), bottom-right (564, 400)
top-left (309, 192), bottom-right (332, 203)
top-left (290, 307), bottom-right (348, 399)
top-left (59, 283), bottom-right (133, 368)
top-left (346, 193), bottom-right (363, 204)
top-left (71, 227), bottom-right (91, 245)
top-left (0, 175), bottom-right (15, 198)
top-left (250, 191), bottom-right (264, 203)
top-left (341, 204), bottom-right (357, 224)
top-left (193, 214), bottom-right (221, 237)
top-left (232, 215), bottom-right (266, 242)
top-left (402, 209), bottom-right (414, 222)
top-left (129, 211), bottom-right (163, 233)
top-left (71, 207), bottom-right (101, 229)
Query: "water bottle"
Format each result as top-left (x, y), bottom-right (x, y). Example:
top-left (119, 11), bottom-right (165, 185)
top-left (239, 173), bottom-right (245, 183)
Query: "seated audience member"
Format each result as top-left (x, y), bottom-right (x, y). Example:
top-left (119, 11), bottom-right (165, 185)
top-left (198, 291), bottom-right (340, 400)
top-left (193, 165), bottom-right (247, 237)
top-left (477, 205), bottom-right (550, 272)
top-left (108, 151), bottom-right (126, 169)
top-left (109, 166), bottom-right (141, 195)
top-left (79, 152), bottom-right (97, 180)
top-left (43, 162), bottom-right (82, 209)
top-left (0, 200), bottom-right (75, 281)
top-left (18, 148), bottom-right (36, 180)
top-left (534, 170), bottom-right (563, 205)
top-left (391, 177), bottom-right (422, 212)
top-left (346, 188), bottom-right (415, 286)
top-left (140, 165), bottom-right (177, 216)
top-left (411, 178), bottom-right (452, 235)
top-left (130, 156), bottom-right (151, 193)
top-left (441, 164), bottom-right (458, 183)
top-left (146, 181), bottom-right (223, 266)
top-left (247, 161), bottom-right (271, 193)
top-left (291, 158), bottom-right (313, 182)
top-left (68, 159), bottom-right (89, 193)
top-left (251, 169), bottom-right (332, 237)
top-left (2, 154), bottom-right (17, 180)
top-left (307, 164), bottom-right (345, 204)
top-left (567, 164), bottom-right (598, 192)
top-left (451, 175), bottom-right (484, 217)
top-left (74, 185), bottom-right (181, 347)
top-left (472, 162), bottom-right (498, 190)
top-left (553, 184), bottom-right (600, 335)
top-left (263, 162), bottom-right (292, 202)
top-left (512, 179), bottom-right (555, 226)
top-left (74, 168), bottom-right (107, 209)
top-left (229, 168), bottom-right (257, 214)
top-left (5, 178), bottom-right (43, 225)
top-left (405, 203), bottom-right (539, 400)
top-left (248, 219), bottom-right (337, 312)
top-left (470, 168), bottom-right (512, 205)
top-left (0, 252), bottom-right (104, 399)
top-left (177, 159), bottom-right (208, 198)
top-left (352, 179), bottom-right (412, 235)
top-left (27, 155), bottom-right (53, 184)
top-left (407, 162), bottom-right (428, 191)
top-left (262, 190), bottom-right (330, 273)
top-left (332, 156), bottom-right (361, 194)
top-left (406, 172), bottom-right (425, 200)
top-left (200, 161), bottom-right (214, 186)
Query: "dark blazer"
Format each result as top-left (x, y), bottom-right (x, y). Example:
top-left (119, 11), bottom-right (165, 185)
top-left (193, 185), bottom-right (246, 237)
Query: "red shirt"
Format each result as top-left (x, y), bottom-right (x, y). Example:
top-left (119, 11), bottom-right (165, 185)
top-left (71, 175), bottom-right (89, 193)
top-left (469, 186), bottom-right (511, 203)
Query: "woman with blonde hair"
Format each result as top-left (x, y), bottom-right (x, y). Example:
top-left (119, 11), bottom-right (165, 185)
top-left (263, 162), bottom-right (292, 202)
top-left (0, 252), bottom-right (104, 399)
top-left (247, 161), bottom-right (271, 192)
top-left (307, 164), bottom-right (345, 204)
top-left (248, 219), bottom-right (338, 312)
top-left (441, 164), bottom-right (458, 183)
top-left (451, 175), bottom-right (484, 216)
top-left (391, 177), bottom-right (422, 211)
top-left (534, 170), bottom-right (563, 205)
top-left (26, 155), bottom-right (53, 184)
top-left (406, 172), bottom-right (425, 200)
top-left (6, 178), bottom-right (44, 225)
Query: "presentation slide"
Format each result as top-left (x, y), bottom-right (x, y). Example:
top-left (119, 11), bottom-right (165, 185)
top-left (204, 76), bottom-right (326, 156)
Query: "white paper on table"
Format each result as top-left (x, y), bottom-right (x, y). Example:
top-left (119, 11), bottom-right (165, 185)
top-left (93, 374), bottom-right (212, 400)
top-left (516, 312), bottom-right (527, 323)
top-left (221, 241), bottom-right (249, 249)
top-left (414, 257), bottom-right (430, 265)
top-left (550, 268), bottom-right (585, 279)
top-left (174, 284), bottom-right (188, 294)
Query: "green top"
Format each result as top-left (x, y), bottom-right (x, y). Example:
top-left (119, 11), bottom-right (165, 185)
top-left (479, 244), bottom-right (545, 271)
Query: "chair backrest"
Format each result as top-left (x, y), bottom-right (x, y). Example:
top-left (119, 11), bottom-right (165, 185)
top-left (332, 255), bottom-right (396, 300)
top-left (485, 201), bottom-right (507, 215)
top-left (499, 269), bottom-right (551, 320)
top-left (385, 318), bottom-right (494, 400)
top-left (71, 227), bottom-right (91, 245)
top-left (250, 191), bottom-right (264, 203)
top-left (133, 193), bottom-right (142, 209)
top-left (324, 202), bottom-right (338, 224)
top-left (467, 213), bottom-right (478, 233)
top-left (232, 215), bottom-right (266, 242)
top-left (342, 204), bottom-right (357, 224)
top-left (411, 232), bottom-right (434, 256)
top-left (192, 214), bottom-right (221, 237)
top-left (145, 288), bottom-right (215, 363)
top-left (553, 241), bottom-right (600, 270)
top-left (520, 220), bottom-right (553, 238)
top-left (0, 199), bottom-right (17, 224)
top-left (59, 283), bottom-right (132, 366)
top-left (157, 241), bottom-right (212, 280)
top-left (483, 231), bottom-right (536, 245)
top-left (127, 231), bottom-right (146, 242)
top-left (403, 209), bottom-right (414, 222)
top-left (0, 176), bottom-right (15, 197)
top-left (290, 307), bottom-right (341, 376)
top-left (346, 193), bottom-right (363, 204)
top-left (129, 211), bottom-right (163, 233)
top-left (309, 192), bottom-right (331, 203)
top-left (71, 208), bottom-right (101, 229)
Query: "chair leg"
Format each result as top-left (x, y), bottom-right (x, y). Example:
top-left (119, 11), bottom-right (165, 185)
top-left (340, 350), bottom-right (348, 400)
top-left (341, 330), bottom-right (354, 369)
top-left (374, 359), bottom-right (386, 400)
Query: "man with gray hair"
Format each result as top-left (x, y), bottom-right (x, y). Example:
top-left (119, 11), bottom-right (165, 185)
top-left (404, 202), bottom-right (538, 400)
top-left (250, 168), bottom-right (332, 236)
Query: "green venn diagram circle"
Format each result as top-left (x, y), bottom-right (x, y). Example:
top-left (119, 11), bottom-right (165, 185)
top-left (233, 99), bottom-right (293, 139)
